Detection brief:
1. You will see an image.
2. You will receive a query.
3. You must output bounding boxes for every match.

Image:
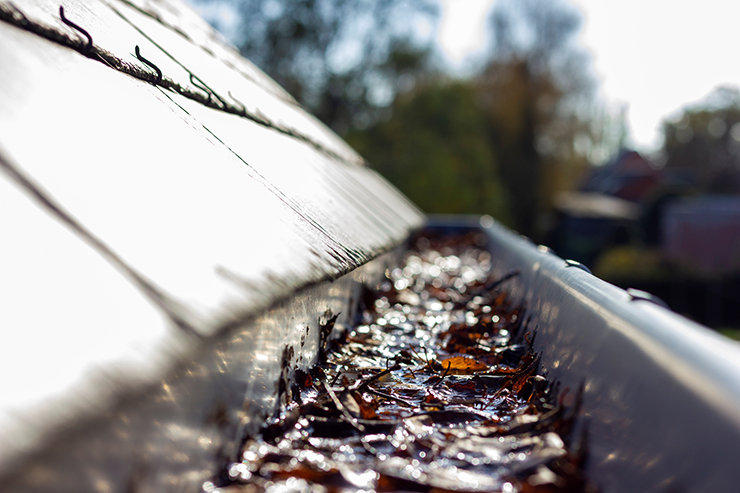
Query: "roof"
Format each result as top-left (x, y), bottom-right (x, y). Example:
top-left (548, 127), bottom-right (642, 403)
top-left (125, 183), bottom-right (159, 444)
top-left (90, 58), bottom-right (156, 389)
top-left (581, 149), bottom-right (662, 202)
top-left (0, 0), bottom-right (424, 482)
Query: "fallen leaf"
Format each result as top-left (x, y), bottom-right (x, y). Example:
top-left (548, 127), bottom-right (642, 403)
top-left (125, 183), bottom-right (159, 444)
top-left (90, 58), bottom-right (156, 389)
top-left (439, 356), bottom-right (488, 374)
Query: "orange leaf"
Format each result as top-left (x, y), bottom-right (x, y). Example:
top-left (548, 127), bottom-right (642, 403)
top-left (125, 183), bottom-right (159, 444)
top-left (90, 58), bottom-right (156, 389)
top-left (439, 356), bottom-right (488, 375)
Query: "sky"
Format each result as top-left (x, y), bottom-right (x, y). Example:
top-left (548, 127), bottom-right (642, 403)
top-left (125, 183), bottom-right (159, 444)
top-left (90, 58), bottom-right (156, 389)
top-left (191, 0), bottom-right (740, 154)
top-left (437, 0), bottom-right (740, 152)
top-left (437, 0), bottom-right (494, 66)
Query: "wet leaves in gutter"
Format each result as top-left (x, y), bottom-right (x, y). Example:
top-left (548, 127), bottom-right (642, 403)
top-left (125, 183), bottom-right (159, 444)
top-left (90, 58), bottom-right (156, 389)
top-left (218, 232), bottom-right (599, 493)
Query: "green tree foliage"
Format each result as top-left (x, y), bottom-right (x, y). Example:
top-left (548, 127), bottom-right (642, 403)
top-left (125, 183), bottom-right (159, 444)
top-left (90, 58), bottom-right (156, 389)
top-left (477, 0), bottom-right (596, 236)
top-left (217, 0), bottom-right (599, 235)
top-left (662, 86), bottom-right (740, 194)
top-left (346, 0), bottom-right (598, 233)
top-left (347, 82), bottom-right (510, 220)
top-left (235, 0), bottom-right (437, 134)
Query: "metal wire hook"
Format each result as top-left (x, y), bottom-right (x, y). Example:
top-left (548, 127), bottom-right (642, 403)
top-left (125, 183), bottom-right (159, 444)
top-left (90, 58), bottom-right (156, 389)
top-left (189, 74), bottom-right (227, 108)
top-left (134, 45), bottom-right (162, 85)
top-left (59, 6), bottom-right (92, 52)
top-left (189, 74), bottom-right (212, 104)
top-left (228, 91), bottom-right (246, 115)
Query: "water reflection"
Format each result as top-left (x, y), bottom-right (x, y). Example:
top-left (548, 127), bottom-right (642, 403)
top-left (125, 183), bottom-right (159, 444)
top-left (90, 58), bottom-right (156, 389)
top-left (224, 232), bottom-right (596, 492)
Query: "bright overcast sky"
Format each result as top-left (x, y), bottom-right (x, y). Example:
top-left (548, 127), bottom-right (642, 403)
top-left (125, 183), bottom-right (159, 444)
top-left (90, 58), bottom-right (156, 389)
top-left (575, 0), bottom-right (740, 151)
top-left (438, 0), bottom-right (740, 152)
top-left (438, 0), bottom-right (494, 65)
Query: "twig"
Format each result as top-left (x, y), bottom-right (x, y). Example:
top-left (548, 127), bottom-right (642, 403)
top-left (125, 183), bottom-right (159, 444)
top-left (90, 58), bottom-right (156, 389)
top-left (432, 361), bottom-right (452, 388)
top-left (354, 363), bottom-right (402, 392)
top-left (366, 388), bottom-right (414, 408)
top-left (321, 380), bottom-right (366, 432)
top-left (330, 371), bottom-right (343, 386)
top-left (360, 436), bottom-right (380, 456)
top-left (410, 345), bottom-right (438, 374)
top-left (468, 269), bottom-right (520, 299)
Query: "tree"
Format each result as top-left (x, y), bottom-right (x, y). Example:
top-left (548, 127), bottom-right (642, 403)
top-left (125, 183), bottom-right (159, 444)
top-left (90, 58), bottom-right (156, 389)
top-left (662, 86), bottom-right (740, 194)
top-left (347, 81), bottom-right (510, 221)
top-left (233, 0), bottom-right (437, 134)
top-left (211, 0), bottom-right (601, 232)
top-left (477, 0), bottom-right (596, 237)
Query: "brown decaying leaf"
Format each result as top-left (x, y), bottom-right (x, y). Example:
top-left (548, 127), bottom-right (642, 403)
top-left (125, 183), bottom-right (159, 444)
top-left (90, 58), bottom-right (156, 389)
top-left (226, 233), bottom-right (598, 493)
top-left (438, 356), bottom-right (489, 374)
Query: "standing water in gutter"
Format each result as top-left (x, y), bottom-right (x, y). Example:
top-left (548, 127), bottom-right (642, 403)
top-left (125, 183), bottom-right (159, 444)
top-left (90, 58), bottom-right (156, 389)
top-left (213, 231), bottom-right (598, 493)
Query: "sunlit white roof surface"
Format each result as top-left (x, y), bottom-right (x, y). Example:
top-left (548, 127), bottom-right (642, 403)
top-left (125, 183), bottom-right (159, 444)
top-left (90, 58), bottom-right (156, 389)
top-left (0, 0), bottom-right (424, 487)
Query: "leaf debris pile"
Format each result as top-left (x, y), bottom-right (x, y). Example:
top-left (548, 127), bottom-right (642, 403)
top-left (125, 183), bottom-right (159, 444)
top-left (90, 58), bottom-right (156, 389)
top-left (217, 232), bottom-right (598, 493)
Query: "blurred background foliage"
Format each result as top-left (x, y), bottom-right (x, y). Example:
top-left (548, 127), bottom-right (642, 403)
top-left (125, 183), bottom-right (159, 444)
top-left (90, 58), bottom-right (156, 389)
top-left (221, 0), bottom-right (609, 239)
top-left (347, 81), bottom-right (511, 221)
top-left (662, 87), bottom-right (740, 195)
top-left (194, 0), bottom-right (740, 330)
